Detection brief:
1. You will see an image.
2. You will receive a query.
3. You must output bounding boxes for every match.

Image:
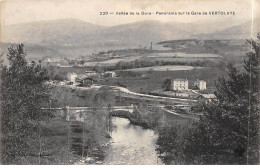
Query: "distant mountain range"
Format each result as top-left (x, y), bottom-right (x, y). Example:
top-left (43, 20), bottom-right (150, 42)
top-left (2, 19), bottom-right (189, 47)
top-left (193, 20), bottom-right (260, 39)
top-left (1, 18), bottom-right (259, 60)
top-left (2, 19), bottom-right (105, 46)
top-left (2, 19), bottom-right (259, 48)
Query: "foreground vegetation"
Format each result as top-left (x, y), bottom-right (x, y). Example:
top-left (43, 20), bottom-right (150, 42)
top-left (0, 45), bottom-right (113, 164)
top-left (1, 44), bottom-right (52, 164)
top-left (155, 35), bottom-right (260, 164)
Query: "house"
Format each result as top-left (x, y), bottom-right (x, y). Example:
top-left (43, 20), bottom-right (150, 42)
top-left (77, 74), bottom-right (86, 80)
top-left (104, 71), bottom-right (116, 78)
top-left (81, 77), bottom-right (97, 87)
top-left (67, 72), bottom-right (77, 83)
top-left (85, 71), bottom-right (98, 77)
top-left (43, 58), bottom-right (51, 63)
top-left (194, 79), bottom-right (206, 90)
top-left (77, 74), bottom-right (97, 87)
top-left (197, 94), bottom-right (216, 104)
top-left (59, 81), bottom-right (65, 85)
top-left (170, 78), bottom-right (189, 91)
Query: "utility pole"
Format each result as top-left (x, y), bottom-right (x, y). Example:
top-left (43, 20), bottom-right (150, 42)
top-left (81, 113), bottom-right (87, 159)
top-left (82, 120), bottom-right (84, 159)
top-left (49, 99), bottom-right (52, 110)
top-left (66, 106), bottom-right (71, 157)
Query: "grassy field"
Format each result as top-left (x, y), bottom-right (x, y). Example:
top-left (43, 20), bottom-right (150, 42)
top-left (173, 41), bottom-right (250, 66)
top-left (81, 39), bottom-right (248, 68)
top-left (84, 56), bottom-right (143, 66)
top-left (149, 53), bottom-right (222, 58)
top-left (50, 86), bottom-right (96, 107)
top-left (81, 53), bottom-right (222, 67)
top-left (122, 65), bottom-right (198, 71)
top-left (108, 67), bottom-right (227, 93)
top-left (148, 57), bottom-right (221, 63)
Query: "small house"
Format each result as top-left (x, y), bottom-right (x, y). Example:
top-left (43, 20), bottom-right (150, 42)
top-left (77, 75), bottom-right (97, 87)
top-left (104, 71), bottom-right (116, 78)
top-left (67, 72), bottom-right (77, 83)
top-left (85, 71), bottom-right (98, 77)
top-left (194, 79), bottom-right (206, 90)
top-left (197, 94), bottom-right (216, 104)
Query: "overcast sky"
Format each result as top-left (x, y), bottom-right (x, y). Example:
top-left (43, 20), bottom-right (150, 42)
top-left (1, 0), bottom-right (259, 26)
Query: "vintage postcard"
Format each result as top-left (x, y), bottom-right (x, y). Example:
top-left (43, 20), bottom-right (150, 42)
top-left (0, 0), bottom-right (259, 165)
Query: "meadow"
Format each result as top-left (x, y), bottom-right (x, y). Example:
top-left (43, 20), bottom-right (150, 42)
top-left (148, 52), bottom-right (222, 58)
top-left (105, 67), bottom-right (227, 93)
top-left (121, 65), bottom-right (198, 71)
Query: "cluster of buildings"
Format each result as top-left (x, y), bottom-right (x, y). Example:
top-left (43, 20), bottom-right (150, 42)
top-left (42, 57), bottom-right (71, 67)
top-left (165, 78), bottom-right (216, 104)
top-left (167, 78), bottom-right (206, 91)
top-left (67, 71), bottom-right (116, 86)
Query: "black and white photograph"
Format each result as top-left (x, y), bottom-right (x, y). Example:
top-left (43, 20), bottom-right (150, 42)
top-left (0, 0), bottom-right (259, 165)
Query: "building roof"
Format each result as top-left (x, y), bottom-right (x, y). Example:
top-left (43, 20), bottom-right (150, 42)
top-left (198, 94), bottom-right (216, 99)
top-left (77, 74), bottom-right (88, 80)
top-left (195, 79), bottom-right (206, 83)
top-left (105, 71), bottom-right (115, 73)
top-left (68, 72), bottom-right (77, 76)
top-left (77, 74), bottom-right (97, 82)
top-left (85, 71), bottom-right (96, 73)
top-left (172, 78), bottom-right (188, 81)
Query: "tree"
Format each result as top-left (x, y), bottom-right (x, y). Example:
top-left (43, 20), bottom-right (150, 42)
top-left (156, 34), bottom-right (260, 164)
top-left (161, 79), bottom-right (171, 91)
top-left (1, 44), bottom-right (51, 164)
top-left (93, 65), bottom-right (104, 73)
top-left (91, 86), bottom-right (115, 136)
top-left (148, 68), bottom-right (155, 74)
top-left (156, 127), bottom-right (178, 164)
top-left (183, 34), bottom-right (260, 164)
top-left (92, 86), bottom-right (115, 108)
top-left (156, 125), bottom-right (188, 164)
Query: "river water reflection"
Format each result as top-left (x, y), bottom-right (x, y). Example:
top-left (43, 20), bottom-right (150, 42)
top-left (103, 117), bottom-right (162, 165)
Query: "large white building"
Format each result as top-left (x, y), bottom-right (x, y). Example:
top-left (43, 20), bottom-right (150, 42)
top-left (194, 79), bottom-right (206, 90)
top-left (170, 78), bottom-right (189, 91)
top-left (67, 72), bottom-right (77, 83)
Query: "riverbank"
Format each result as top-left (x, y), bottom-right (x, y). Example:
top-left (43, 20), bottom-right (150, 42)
top-left (72, 109), bottom-right (156, 165)
top-left (48, 85), bottom-right (196, 165)
top-left (103, 117), bottom-right (163, 165)
top-left (110, 110), bottom-right (151, 129)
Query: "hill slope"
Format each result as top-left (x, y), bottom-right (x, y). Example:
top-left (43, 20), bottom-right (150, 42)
top-left (2, 19), bottom-right (194, 48)
top-left (1, 19), bottom-right (257, 59)
top-left (195, 19), bottom-right (260, 39)
top-left (1, 19), bottom-right (105, 46)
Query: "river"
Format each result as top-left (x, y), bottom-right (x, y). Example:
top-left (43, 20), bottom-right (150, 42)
top-left (103, 117), bottom-right (163, 165)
